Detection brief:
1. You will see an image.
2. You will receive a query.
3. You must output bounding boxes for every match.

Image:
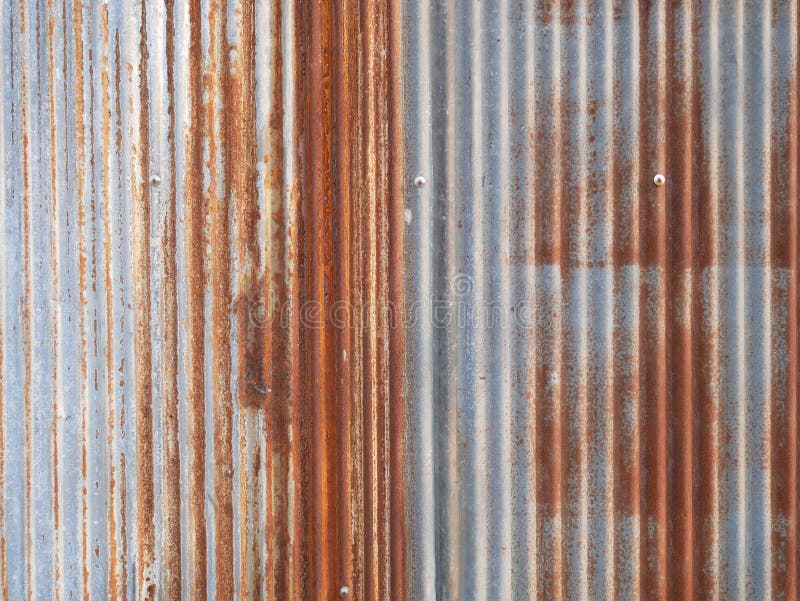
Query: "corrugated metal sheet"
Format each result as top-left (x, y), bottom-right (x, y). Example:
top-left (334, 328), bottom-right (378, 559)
top-left (403, 1), bottom-right (798, 600)
top-left (3, 0), bottom-right (800, 599)
top-left (0, 1), bottom-right (404, 600)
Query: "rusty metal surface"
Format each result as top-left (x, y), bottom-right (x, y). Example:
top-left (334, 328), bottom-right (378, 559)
top-left (403, 1), bottom-right (799, 600)
top-left (3, 0), bottom-right (800, 599)
top-left (0, 0), bottom-right (403, 600)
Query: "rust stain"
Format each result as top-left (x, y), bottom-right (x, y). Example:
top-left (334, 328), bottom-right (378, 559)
top-left (332, 0), bottom-right (356, 597)
top-left (133, 0), bottom-right (155, 598)
top-left (45, 1), bottom-right (62, 600)
top-left (160, 0), bottom-right (182, 598)
top-left (13, 2), bottom-right (35, 600)
top-left (386, 0), bottom-right (406, 593)
top-left (3, 0), bottom-right (799, 599)
top-left (184, 0), bottom-right (208, 598)
top-left (113, 28), bottom-right (129, 601)
top-left (4, 1), bottom-right (403, 599)
top-left (98, 4), bottom-right (121, 601)
top-left (204, 0), bottom-right (236, 596)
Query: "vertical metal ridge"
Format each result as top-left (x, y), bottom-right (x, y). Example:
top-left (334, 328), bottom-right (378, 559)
top-left (697, 2), bottom-right (723, 597)
top-left (405, 0), bottom-right (436, 596)
top-left (387, 0), bottom-right (407, 590)
top-left (182, 1), bottom-right (207, 597)
top-left (0, 0), bottom-right (7, 594)
top-left (508, 2), bottom-right (536, 597)
top-left (98, 1), bottom-right (118, 598)
top-left (131, 1), bottom-right (156, 597)
top-left (771, 3), bottom-right (799, 599)
top-left (159, 0), bottom-right (182, 594)
top-left (467, 1), bottom-right (486, 597)
top-left (486, 1), bottom-right (512, 599)
top-left (666, 2), bottom-right (695, 597)
top-left (18, 2), bottom-right (34, 598)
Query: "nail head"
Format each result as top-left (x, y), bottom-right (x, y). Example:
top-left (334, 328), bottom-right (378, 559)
top-left (653, 173), bottom-right (665, 187)
top-left (339, 586), bottom-right (351, 599)
top-left (414, 175), bottom-right (426, 188)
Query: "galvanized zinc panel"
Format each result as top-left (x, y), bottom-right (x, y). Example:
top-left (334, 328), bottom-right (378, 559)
top-left (403, 1), bottom-right (798, 599)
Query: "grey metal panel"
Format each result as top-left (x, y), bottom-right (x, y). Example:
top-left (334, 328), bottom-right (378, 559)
top-left (403, 1), bottom-right (799, 599)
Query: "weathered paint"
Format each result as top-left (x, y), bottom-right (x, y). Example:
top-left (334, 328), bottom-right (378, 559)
top-left (403, 1), bottom-right (798, 600)
top-left (0, 0), bottom-right (404, 600)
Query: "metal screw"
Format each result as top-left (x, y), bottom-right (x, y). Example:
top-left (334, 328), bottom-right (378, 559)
top-left (653, 173), bottom-right (665, 187)
top-left (339, 585), bottom-right (351, 599)
top-left (414, 175), bottom-right (426, 188)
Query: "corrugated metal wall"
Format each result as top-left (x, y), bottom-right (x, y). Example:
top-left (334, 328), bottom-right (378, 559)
top-left (0, 0), bottom-right (404, 599)
top-left (2, 0), bottom-right (799, 599)
top-left (403, 1), bottom-right (798, 600)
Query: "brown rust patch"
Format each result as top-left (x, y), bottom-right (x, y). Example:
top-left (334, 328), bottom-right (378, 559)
top-left (161, 0), bottom-right (182, 598)
top-left (206, 0), bottom-right (236, 596)
top-left (386, 1), bottom-right (407, 598)
top-left (3, 1), bottom-right (404, 598)
top-left (133, 1), bottom-right (155, 599)
top-left (184, 0), bottom-right (208, 598)
top-left (769, 1), bottom-right (799, 595)
top-left (97, 5), bottom-right (122, 601)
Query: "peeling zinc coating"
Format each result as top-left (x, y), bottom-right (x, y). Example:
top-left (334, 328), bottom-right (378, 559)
top-left (403, 1), bottom-right (799, 600)
top-left (0, 0), bottom-right (404, 600)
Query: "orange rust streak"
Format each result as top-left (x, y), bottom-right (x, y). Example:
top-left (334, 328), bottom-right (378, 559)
top-left (133, 2), bottom-right (155, 599)
top-left (98, 4), bottom-right (120, 600)
top-left (112, 31), bottom-right (130, 601)
top-left (771, 2), bottom-right (799, 597)
top-left (373, 4), bottom-right (392, 588)
top-left (45, 1), bottom-right (62, 600)
top-left (386, 0), bottom-right (406, 596)
top-left (14, 2), bottom-right (34, 599)
top-left (695, 3), bottom-right (721, 599)
top-left (360, 1), bottom-right (383, 597)
top-left (184, 1), bottom-right (208, 600)
top-left (160, 1), bottom-right (182, 598)
top-left (665, 4), bottom-right (696, 599)
top-left (223, 0), bottom-right (262, 598)
top-left (303, 0), bottom-right (336, 597)
top-left (639, 2), bottom-right (668, 599)
top-left (333, 0), bottom-right (355, 597)
top-left (262, 2), bottom-right (290, 600)
top-left (287, 3), bottom-right (306, 594)
top-left (208, 0), bottom-right (235, 596)
top-left (533, 5), bottom-right (565, 594)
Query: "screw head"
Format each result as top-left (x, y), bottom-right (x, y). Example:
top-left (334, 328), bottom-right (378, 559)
top-left (413, 175), bottom-right (426, 188)
top-left (653, 173), bottom-right (665, 187)
top-left (339, 585), bottom-right (351, 599)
